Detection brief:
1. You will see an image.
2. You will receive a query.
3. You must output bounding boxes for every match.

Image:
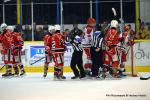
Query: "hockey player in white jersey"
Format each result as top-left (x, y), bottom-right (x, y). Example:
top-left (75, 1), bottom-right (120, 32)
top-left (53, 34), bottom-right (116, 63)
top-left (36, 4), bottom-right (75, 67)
top-left (82, 18), bottom-right (96, 75)
top-left (119, 24), bottom-right (135, 76)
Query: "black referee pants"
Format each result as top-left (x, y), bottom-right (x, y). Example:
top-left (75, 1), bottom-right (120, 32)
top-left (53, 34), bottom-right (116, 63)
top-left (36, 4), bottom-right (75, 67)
top-left (90, 47), bottom-right (103, 76)
top-left (70, 51), bottom-right (85, 77)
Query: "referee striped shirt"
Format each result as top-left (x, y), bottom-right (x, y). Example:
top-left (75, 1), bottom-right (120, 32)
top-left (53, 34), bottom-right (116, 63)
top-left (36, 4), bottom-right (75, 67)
top-left (71, 35), bottom-right (83, 52)
top-left (92, 31), bottom-right (104, 49)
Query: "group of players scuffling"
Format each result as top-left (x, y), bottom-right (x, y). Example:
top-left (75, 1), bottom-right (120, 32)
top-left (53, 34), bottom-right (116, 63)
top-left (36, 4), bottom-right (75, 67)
top-left (42, 18), bottom-right (135, 80)
top-left (0, 17), bottom-right (135, 80)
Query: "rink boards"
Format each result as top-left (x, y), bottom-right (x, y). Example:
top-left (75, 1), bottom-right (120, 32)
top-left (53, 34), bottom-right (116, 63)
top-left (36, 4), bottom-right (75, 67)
top-left (0, 40), bottom-right (150, 72)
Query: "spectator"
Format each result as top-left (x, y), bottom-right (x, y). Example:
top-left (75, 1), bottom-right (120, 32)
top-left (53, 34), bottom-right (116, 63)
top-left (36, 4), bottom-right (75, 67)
top-left (136, 22), bottom-right (150, 39)
top-left (34, 26), bottom-right (43, 41)
top-left (23, 25), bottom-right (32, 41)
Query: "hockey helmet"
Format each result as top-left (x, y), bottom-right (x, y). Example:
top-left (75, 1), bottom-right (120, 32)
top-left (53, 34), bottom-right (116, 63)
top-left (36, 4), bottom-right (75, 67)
top-left (54, 25), bottom-right (61, 31)
top-left (1, 23), bottom-right (7, 31)
top-left (110, 20), bottom-right (118, 28)
top-left (87, 18), bottom-right (96, 25)
top-left (48, 25), bottom-right (55, 33)
top-left (6, 26), bottom-right (14, 32)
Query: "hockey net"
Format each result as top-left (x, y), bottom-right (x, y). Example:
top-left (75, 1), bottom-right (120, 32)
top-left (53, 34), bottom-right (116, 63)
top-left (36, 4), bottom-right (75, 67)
top-left (125, 40), bottom-right (150, 76)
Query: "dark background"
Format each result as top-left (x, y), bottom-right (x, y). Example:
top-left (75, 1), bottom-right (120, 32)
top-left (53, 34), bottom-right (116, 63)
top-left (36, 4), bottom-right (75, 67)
top-left (0, 0), bottom-right (135, 25)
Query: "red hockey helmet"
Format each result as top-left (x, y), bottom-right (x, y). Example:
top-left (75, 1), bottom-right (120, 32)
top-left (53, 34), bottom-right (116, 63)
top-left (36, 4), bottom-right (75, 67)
top-left (87, 18), bottom-right (96, 25)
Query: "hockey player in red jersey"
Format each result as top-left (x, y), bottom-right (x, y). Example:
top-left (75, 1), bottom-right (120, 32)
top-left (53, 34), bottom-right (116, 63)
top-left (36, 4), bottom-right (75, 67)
top-left (102, 20), bottom-right (120, 78)
top-left (119, 24), bottom-right (135, 76)
top-left (0, 27), bottom-right (4, 68)
top-left (0, 23), bottom-right (13, 77)
top-left (51, 25), bottom-right (66, 80)
top-left (10, 26), bottom-right (26, 76)
top-left (82, 18), bottom-right (96, 75)
top-left (43, 25), bottom-right (55, 77)
top-left (0, 30), bottom-right (3, 52)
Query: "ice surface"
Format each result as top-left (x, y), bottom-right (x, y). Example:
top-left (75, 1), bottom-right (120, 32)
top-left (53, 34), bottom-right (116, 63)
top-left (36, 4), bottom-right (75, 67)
top-left (0, 73), bottom-right (150, 100)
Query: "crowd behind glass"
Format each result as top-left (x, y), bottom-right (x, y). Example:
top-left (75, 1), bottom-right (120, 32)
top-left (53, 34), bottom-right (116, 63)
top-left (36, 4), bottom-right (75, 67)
top-left (20, 22), bottom-right (150, 41)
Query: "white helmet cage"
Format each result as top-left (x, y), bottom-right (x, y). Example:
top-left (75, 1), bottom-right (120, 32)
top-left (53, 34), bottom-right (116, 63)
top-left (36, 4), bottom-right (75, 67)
top-left (6, 26), bottom-right (14, 32)
top-left (48, 25), bottom-right (55, 33)
top-left (0, 23), bottom-right (7, 31)
top-left (54, 25), bottom-right (61, 31)
top-left (110, 20), bottom-right (119, 28)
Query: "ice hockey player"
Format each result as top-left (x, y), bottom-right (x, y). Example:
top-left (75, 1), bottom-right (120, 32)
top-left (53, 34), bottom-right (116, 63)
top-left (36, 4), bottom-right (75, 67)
top-left (69, 24), bottom-right (86, 79)
top-left (0, 27), bottom-right (3, 66)
top-left (0, 28), bottom-right (2, 49)
top-left (51, 25), bottom-right (66, 80)
top-left (10, 26), bottom-right (26, 76)
top-left (5, 26), bottom-right (19, 76)
top-left (43, 25), bottom-right (55, 77)
top-left (102, 20), bottom-right (120, 78)
top-left (0, 23), bottom-right (13, 77)
top-left (63, 29), bottom-right (70, 44)
top-left (90, 24), bottom-right (104, 78)
top-left (119, 24), bottom-right (135, 76)
top-left (82, 18), bottom-right (96, 75)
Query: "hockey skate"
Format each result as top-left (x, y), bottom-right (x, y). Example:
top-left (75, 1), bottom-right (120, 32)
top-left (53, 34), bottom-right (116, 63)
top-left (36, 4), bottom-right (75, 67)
top-left (43, 74), bottom-right (47, 78)
top-left (118, 69), bottom-right (127, 77)
top-left (71, 76), bottom-right (79, 79)
top-left (85, 69), bottom-right (92, 79)
top-left (60, 75), bottom-right (66, 80)
top-left (43, 72), bottom-right (47, 78)
top-left (20, 71), bottom-right (26, 77)
top-left (97, 66), bottom-right (112, 80)
top-left (54, 75), bottom-right (63, 81)
top-left (54, 72), bottom-right (66, 80)
top-left (79, 75), bottom-right (86, 80)
top-left (97, 67), bottom-right (106, 80)
top-left (2, 73), bottom-right (13, 78)
top-left (12, 72), bottom-right (19, 77)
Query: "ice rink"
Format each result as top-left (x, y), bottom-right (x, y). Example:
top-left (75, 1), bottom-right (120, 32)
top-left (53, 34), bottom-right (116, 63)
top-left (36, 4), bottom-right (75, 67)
top-left (0, 73), bottom-right (150, 100)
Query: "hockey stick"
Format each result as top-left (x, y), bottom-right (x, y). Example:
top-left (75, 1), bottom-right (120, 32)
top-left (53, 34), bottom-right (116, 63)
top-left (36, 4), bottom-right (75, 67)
top-left (0, 65), bottom-right (5, 71)
top-left (112, 8), bottom-right (117, 17)
top-left (30, 57), bottom-right (45, 65)
top-left (112, 7), bottom-right (125, 66)
top-left (102, 8), bottom-right (117, 33)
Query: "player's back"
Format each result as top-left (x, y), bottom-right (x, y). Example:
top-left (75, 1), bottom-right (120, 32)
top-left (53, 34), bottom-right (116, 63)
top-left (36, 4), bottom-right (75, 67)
top-left (12, 32), bottom-right (24, 47)
top-left (43, 34), bottom-right (52, 48)
top-left (52, 32), bottom-right (65, 53)
top-left (1, 31), bottom-right (11, 48)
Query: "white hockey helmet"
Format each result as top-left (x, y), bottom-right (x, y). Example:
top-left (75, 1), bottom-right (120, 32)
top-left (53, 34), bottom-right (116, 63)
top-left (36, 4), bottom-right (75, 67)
top-left (1, 23), bottom-right (7, 31)
top-left (6, 26), bottom-right (14, 32)
top-left (48, 25), bottom-right (55, 33)
top-left (110, 20), bottom-right (118, 28)
top-left (54, 25), bottom-right (61, 31)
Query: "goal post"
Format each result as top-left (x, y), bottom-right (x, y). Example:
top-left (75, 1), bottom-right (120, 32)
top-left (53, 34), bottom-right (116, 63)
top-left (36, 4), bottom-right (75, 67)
top-left (125, 39), bottom-right (150, 76)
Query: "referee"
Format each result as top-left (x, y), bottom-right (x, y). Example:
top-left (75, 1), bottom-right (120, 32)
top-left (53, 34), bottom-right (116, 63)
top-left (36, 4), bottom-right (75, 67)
top-left (91, 24), bottom-right (104, 77)
top-left (69, 24), bottom-right (85, 79)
